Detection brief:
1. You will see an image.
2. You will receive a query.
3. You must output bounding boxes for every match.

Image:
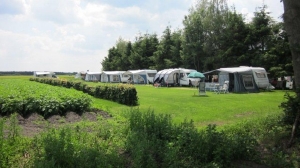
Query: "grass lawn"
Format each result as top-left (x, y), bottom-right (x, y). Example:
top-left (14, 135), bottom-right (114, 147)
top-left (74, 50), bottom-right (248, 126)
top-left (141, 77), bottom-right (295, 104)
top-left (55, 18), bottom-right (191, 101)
top-left (131, 85), bottom-right (291, 127)
top-left (1, 75), bottom-right (292, 128)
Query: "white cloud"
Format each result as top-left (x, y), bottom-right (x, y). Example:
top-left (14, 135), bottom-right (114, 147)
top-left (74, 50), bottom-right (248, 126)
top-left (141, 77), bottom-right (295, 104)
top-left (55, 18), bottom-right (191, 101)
top-left (227, 0), bottom-right (283, 22)
top-left (0, 0), bottom-right (283, 72)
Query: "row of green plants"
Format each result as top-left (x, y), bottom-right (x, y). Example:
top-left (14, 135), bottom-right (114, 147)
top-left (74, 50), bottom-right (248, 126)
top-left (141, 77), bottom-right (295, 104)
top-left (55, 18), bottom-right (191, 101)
top-left (2, 109), bottom-right (298, 168)
top-left (0, 79), bottom-right (92, 117)
top-left (29, 77), bottom-right (138, 106)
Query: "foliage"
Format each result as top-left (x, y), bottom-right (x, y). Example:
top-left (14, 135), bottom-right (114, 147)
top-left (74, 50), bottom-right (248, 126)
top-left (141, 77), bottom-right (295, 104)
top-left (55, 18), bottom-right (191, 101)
top-left (125, 109), bottom-right (258, 167)
top-left (280, 92), bottom-right (300, 132)
top-left (0, 79), bottom-right (92, 117)
top-left (30, 77), bottom-right (139, 106)
top-left (0, 114), bottom-right (31, 168)
top-left (33, 126), bottom-right (124, 168)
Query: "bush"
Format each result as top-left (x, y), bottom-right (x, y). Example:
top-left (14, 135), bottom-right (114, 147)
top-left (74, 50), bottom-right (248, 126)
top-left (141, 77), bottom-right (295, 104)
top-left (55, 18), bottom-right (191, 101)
top-left (34, 126), bottom-right (124, 168)
top-left (125, 109), bottom-right (258, 167)
top-left (30, 78), bottom-right (139, 106)
top-left (280, 92), bottom-right (300, 129)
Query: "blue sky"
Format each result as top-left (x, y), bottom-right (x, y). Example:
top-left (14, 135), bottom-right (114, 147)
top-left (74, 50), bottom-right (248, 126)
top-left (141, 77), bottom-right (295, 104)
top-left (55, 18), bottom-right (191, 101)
top-left (0, 0), bottom-right (283, 72)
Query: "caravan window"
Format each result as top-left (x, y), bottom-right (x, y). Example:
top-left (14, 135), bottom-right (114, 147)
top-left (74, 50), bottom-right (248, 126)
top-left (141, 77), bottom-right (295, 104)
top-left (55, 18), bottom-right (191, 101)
top-left (255, 72), bottom-right (266, 78)
top-left (112, 75), bottom-right (119, 82)
top-left (242, 75), bottom-right (254, 89)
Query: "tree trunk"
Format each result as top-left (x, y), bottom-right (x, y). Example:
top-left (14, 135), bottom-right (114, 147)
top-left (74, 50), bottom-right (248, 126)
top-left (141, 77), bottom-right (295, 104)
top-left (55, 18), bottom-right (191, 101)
top-left (287, 110), bottom-right (300, 148)
top-left (282, 0), bottom-right (300, 148)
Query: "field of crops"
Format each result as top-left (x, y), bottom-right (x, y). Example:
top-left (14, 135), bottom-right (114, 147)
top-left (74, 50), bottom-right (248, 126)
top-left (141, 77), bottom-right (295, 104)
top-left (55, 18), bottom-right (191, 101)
top-left (0, 79), bottom-right (92, 117)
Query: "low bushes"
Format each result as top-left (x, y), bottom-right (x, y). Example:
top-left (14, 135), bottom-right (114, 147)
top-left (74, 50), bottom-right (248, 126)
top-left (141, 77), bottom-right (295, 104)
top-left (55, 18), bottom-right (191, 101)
top-left (0, 79), bottom-right (92, 117)
top-left (125, 109), bottom-right (258, 167)
top-left (30, 78), bottom-right (138, 106)
top-left (1, 109), bottom-right (298, 167)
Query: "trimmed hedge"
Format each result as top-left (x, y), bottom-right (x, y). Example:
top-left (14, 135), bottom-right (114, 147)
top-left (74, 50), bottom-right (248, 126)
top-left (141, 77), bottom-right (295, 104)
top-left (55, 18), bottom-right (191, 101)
top-left (29, 78), bottom-right (138, 106)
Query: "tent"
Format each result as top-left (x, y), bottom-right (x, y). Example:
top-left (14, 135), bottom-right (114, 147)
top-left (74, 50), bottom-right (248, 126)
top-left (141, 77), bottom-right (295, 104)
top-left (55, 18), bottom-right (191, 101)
top-left (153, 68), bottom-right (199, 86)
top-left (203, 67), bottom-right (261, 93)
top-left (122, 69), bottom-right (157, 84)
top-left (85, 71), bottom-right (101, 81)
top-left (101, 71), bottom-right (124, 83)
top-left (153, 69), bottom-right (169, 84)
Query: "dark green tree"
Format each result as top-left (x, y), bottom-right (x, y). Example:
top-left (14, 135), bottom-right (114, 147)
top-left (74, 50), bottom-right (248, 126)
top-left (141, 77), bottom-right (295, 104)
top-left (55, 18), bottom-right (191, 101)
top-left (263, 22), bottom-right (292, 77)
top-left (181, 0), bottom-right (230, 71)
top-left (246, 5), bottom-right (273, 66)
top-left (181, 9), bottom-right (205, 71)
top-left (101, 47), bottom-right (121, 71)
top-left (217, 10), bottom-right (250, 68)
top-left (129, 33), bottom-right (159, 69)
top-left (152, 26), bottom-right (174, 70)
top-left (282, 0), bottom-right (300, 147)
top-left (170, 29), bottom-right (183, 68)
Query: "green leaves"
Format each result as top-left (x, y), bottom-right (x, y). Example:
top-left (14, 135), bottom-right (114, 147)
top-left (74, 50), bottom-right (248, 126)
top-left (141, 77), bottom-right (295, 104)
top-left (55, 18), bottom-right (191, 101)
top-left (0, 79), bottom-right (92, 117)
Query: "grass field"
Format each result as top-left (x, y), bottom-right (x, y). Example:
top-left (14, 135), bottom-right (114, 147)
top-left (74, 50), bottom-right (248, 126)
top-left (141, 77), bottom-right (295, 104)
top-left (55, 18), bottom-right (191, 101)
top-left (1, 75), bottom-right (291, 128)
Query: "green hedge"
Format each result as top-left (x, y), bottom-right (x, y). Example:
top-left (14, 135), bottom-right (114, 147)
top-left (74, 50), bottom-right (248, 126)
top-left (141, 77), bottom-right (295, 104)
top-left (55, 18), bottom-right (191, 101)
top-left (29, 78), bottom-right (138, 106)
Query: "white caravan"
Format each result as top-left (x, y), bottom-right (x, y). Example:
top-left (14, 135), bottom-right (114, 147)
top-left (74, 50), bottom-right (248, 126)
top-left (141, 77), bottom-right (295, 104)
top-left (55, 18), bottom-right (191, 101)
top-left (101, 71), bottom-right (124, 83)
top-left (249, 67), bottom-right (270, 89)
top-left (217, 66), bottom-right (271, 91)
top-left (121, 69), bottom-right (157, 84)
top-left (85, 71), bottom-right (102, 81)
top-left (33, 71), bottom-right (57, 78)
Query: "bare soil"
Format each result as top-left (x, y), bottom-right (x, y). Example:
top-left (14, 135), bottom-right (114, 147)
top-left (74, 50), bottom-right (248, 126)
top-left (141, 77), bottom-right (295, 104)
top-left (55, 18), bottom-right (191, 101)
top-left (4, 110), bottom-right (112, 137)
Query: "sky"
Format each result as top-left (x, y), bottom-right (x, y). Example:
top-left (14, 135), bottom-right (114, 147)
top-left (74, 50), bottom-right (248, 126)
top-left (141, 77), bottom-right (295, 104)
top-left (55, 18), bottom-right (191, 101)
top-left (0, 0), bottom-right (284, 72)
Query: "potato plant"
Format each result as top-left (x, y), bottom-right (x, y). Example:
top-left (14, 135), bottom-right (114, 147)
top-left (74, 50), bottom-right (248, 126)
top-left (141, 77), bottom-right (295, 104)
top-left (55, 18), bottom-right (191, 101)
top-left (0, 79), bottom-right (92, 117)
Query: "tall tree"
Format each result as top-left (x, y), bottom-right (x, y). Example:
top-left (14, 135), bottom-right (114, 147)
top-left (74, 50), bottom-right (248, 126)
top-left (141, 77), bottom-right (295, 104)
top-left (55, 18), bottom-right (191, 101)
top-left (170, 29), bottom-right (183, 68)
top-left (181, 8), bottom-right (205, 71)
top-left (152, 26), bottom-right (174, 70)
top-left (181, 0), bottom-right (230, 71)
top-left (282, 0), bottom-right (300, 147)
top-left (246, 5), bottom-right (273, 66)
top-left (263, 22), bottom-right (292, 77)
top-left (217, 10), bottom-right (249, 67)
top-left (101, 47), bottom-right (121, 71)
top-left (129, 33), bottom-right (159, 69)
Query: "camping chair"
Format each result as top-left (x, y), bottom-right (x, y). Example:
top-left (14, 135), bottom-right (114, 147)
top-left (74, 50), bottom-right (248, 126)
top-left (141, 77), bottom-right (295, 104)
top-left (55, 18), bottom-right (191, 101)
top-left (219, 81), bottom-right (229, 94)
top-left (213, 84), bottom-right (220, 94)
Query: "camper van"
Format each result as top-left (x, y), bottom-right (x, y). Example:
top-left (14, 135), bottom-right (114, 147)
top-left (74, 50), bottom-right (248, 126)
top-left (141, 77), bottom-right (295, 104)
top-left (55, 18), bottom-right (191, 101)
top-left (153, 68), bottom-right (200, 86)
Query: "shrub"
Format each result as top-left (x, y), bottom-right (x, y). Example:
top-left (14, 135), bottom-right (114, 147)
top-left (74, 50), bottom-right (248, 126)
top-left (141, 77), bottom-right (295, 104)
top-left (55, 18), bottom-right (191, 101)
top-left (125, 109), bottom-right (258, 167)
top-left (34, 126), bottom-right (124, 168)
top-left (30, 78), bottom-right (138, 106)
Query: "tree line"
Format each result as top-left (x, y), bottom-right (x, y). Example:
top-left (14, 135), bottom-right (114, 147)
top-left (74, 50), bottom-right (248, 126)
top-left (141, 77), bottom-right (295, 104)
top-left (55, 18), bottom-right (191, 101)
top-left (101, 0), bottom-right (292, 78)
